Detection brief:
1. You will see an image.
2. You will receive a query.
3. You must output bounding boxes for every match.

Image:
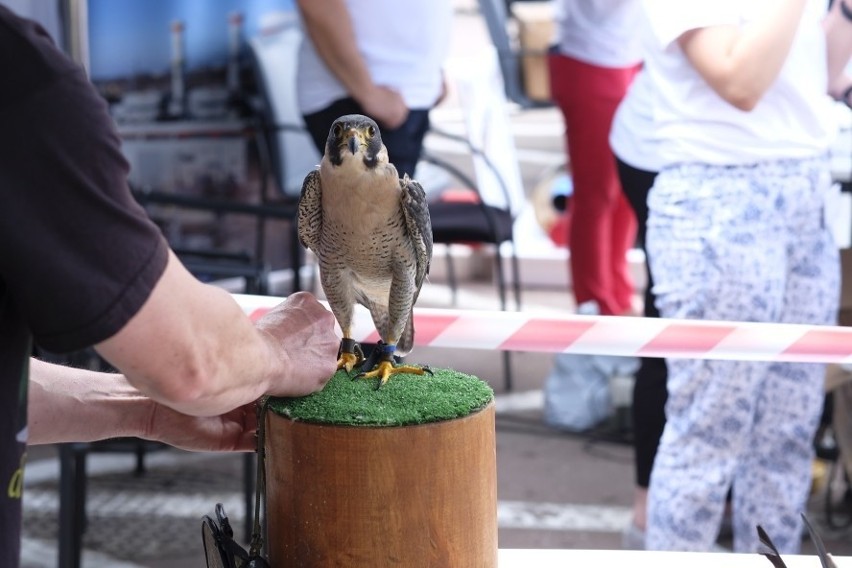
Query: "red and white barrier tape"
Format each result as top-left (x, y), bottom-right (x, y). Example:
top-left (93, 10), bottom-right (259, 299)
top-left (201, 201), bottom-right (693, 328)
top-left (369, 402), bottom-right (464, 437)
top-left (234, 294), bottom-right (852, 364)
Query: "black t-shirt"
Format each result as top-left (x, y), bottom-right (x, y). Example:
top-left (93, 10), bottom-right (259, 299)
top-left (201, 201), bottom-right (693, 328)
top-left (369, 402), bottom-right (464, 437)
top-left (0, 7), bottom-right (169, 565)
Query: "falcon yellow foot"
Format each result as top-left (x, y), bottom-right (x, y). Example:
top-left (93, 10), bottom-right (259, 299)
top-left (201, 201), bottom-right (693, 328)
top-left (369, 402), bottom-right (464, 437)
top-left (336, 338), bottom-right (365, 373)
top-left (354, 343), bottom-right (432, 389)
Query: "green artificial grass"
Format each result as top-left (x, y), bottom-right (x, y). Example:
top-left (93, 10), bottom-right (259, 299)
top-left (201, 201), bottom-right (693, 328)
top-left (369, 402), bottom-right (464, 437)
top-left (268, 367), bottom-right (494, 427)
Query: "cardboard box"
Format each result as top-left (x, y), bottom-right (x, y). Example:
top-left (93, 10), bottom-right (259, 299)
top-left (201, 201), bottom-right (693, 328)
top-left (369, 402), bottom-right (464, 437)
top-left (511, 2), bottom-right (554, 104)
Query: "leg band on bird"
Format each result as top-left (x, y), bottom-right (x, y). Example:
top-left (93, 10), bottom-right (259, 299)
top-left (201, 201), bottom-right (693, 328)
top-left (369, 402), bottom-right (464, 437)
top-left (337, 338), bottom-right (365, 374)
top-left (339, 337), bottom-right (357, 355)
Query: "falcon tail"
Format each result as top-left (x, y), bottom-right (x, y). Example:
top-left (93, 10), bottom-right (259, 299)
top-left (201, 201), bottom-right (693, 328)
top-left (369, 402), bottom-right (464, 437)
top-left (396, 309), bottom-right (415, 357)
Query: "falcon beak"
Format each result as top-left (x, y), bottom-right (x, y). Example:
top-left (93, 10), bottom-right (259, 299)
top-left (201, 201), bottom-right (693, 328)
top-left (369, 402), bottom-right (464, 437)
top-left (345, 128), bottom-right (367, 154)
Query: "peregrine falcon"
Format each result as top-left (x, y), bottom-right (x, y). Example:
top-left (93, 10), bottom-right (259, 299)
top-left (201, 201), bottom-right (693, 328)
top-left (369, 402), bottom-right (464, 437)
top-left (297, 114), bottom-right (433, 387)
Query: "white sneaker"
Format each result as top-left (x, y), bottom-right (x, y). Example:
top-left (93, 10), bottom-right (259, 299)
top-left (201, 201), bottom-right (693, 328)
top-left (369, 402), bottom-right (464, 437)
top-left (622, 523), bottom-right (646, 550)
top-left (576, 300), bottom-right (600, 316)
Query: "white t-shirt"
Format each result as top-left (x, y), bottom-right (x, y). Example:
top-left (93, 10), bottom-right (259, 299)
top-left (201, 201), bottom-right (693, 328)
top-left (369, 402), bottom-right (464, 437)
top-left (609, 9), bottom-right (661, 172)
top-left (642, 0), bottom-right (836, 166)
top-left (297, 0), bottom-right (452, 115)
top-left (610, 68), bottom-right (663, 172)
top-left (553, 0), bottom-right (643, 68)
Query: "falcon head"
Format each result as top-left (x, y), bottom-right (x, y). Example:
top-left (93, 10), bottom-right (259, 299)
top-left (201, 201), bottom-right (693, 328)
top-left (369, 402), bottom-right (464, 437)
top-left (325, 114), bottom-right (387, 170)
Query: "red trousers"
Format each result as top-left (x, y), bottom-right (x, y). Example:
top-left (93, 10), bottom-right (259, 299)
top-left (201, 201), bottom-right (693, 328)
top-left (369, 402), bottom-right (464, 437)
top-left (548, 53), bottom-right (639, 315)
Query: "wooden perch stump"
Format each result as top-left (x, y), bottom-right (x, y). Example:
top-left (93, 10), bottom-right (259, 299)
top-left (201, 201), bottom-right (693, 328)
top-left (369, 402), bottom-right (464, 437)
top-left (264, 368), bottom-right (497, 568)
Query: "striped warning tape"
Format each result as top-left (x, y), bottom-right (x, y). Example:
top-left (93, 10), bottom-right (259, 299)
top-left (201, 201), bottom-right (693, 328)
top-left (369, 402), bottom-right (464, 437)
top-left (233, 294), bottom-right (852, 364)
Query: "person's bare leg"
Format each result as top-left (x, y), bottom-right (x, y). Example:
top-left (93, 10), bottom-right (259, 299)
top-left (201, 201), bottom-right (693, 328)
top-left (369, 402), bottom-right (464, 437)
top-left (633, 486), bottom-right (648, 530)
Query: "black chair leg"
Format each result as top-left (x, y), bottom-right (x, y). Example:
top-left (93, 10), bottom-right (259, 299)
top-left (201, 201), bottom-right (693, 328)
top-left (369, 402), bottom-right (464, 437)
top-left (243, 453), bottom-right (256, 543)
top-left (493, 250), bottom-right (515, 391)
top-left (445, 247), bottom-right (458, 307)
top-left (134, 440), bottom-right (146, 476)
top-left (506, 246), bottom-right (522, 391)
top-left (502, 351), bottom-right (513, 393)
top-left (510, 248), bottom-right (522, 311)
top-left (59, 444), bottom-right (86, 568)
top-left (494, 250), bottom-right (508, 311)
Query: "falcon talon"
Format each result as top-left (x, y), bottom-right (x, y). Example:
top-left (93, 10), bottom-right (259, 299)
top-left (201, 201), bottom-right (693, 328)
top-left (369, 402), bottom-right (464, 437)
top-left (352, 371), bottom-right (366, 381)
top-left (358, 348), bottom-right (382, 374)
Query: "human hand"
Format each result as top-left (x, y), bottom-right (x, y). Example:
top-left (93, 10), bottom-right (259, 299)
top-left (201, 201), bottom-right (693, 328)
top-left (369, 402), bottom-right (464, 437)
top-left (255, 292), bottom-right (339, 397)
top-left (144, 401), bottom-right (259, 452)
top-left (358, 85), bottom-right (409, 129)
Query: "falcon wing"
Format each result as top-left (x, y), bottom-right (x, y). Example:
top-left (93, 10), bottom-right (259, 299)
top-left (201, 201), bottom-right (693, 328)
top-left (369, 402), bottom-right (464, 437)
top-left (297, 169), bottom-right (323, 252)
top-left (400, 174), bottom-right (433, 292)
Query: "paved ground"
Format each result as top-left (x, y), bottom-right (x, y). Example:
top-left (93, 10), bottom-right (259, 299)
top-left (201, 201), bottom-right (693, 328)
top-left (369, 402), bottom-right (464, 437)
top-left (19, 274), bottom-right (852, 564)
top-left (21, 282), bottom-right (852, 567)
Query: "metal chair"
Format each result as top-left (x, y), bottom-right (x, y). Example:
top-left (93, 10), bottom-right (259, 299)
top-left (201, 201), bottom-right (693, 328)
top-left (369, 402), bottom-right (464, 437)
top-left (420, 44), bottom-right (529, 391)
top-left (247, 20), bottom-right (322, 294)
top-left (423, 137), bottom-right (521, 315)
top-left (422, 144), bottom-right (520, 392)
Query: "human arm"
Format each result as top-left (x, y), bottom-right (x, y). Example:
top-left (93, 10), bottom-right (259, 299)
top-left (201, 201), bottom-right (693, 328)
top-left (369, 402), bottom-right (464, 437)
top-left (2, 24), bottom-right (337, 422)
top-left (830, 72), bottom-right (852, 106)
top-left (94, 250), bottom-right (339, 418)
top-left (295, 0), bottom-right (408, 128)
top-left (27, 357), bottom-right (258, 451)
top-left (824, 0), bottom-right (852, 102)
top-left (675, 0), bottom-right (808, 111)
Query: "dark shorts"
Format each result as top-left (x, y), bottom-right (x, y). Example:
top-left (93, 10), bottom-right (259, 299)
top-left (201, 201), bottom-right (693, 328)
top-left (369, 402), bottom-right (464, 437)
top-left (303, 97), bottom-right (430, 178)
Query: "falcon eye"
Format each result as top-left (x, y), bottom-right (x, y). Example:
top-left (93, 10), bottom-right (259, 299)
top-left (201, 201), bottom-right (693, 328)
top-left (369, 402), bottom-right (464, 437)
top-left (332, 123), bottom-right (343, 137)
top-left (367, 125), bottom-right (376, 137)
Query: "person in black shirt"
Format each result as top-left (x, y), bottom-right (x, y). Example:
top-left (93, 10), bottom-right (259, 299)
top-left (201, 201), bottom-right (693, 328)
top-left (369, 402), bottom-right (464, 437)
top-left (0, 7), bottom-right (339, 566)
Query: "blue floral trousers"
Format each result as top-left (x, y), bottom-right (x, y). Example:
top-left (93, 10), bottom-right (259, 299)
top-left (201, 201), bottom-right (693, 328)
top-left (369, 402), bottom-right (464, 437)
top-left (645, 157), bottom-right (839, 553)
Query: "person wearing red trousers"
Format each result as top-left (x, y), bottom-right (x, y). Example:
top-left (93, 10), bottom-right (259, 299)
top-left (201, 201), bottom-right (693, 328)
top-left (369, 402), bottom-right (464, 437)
top-left (547, 0), bottom-right (642, 316)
